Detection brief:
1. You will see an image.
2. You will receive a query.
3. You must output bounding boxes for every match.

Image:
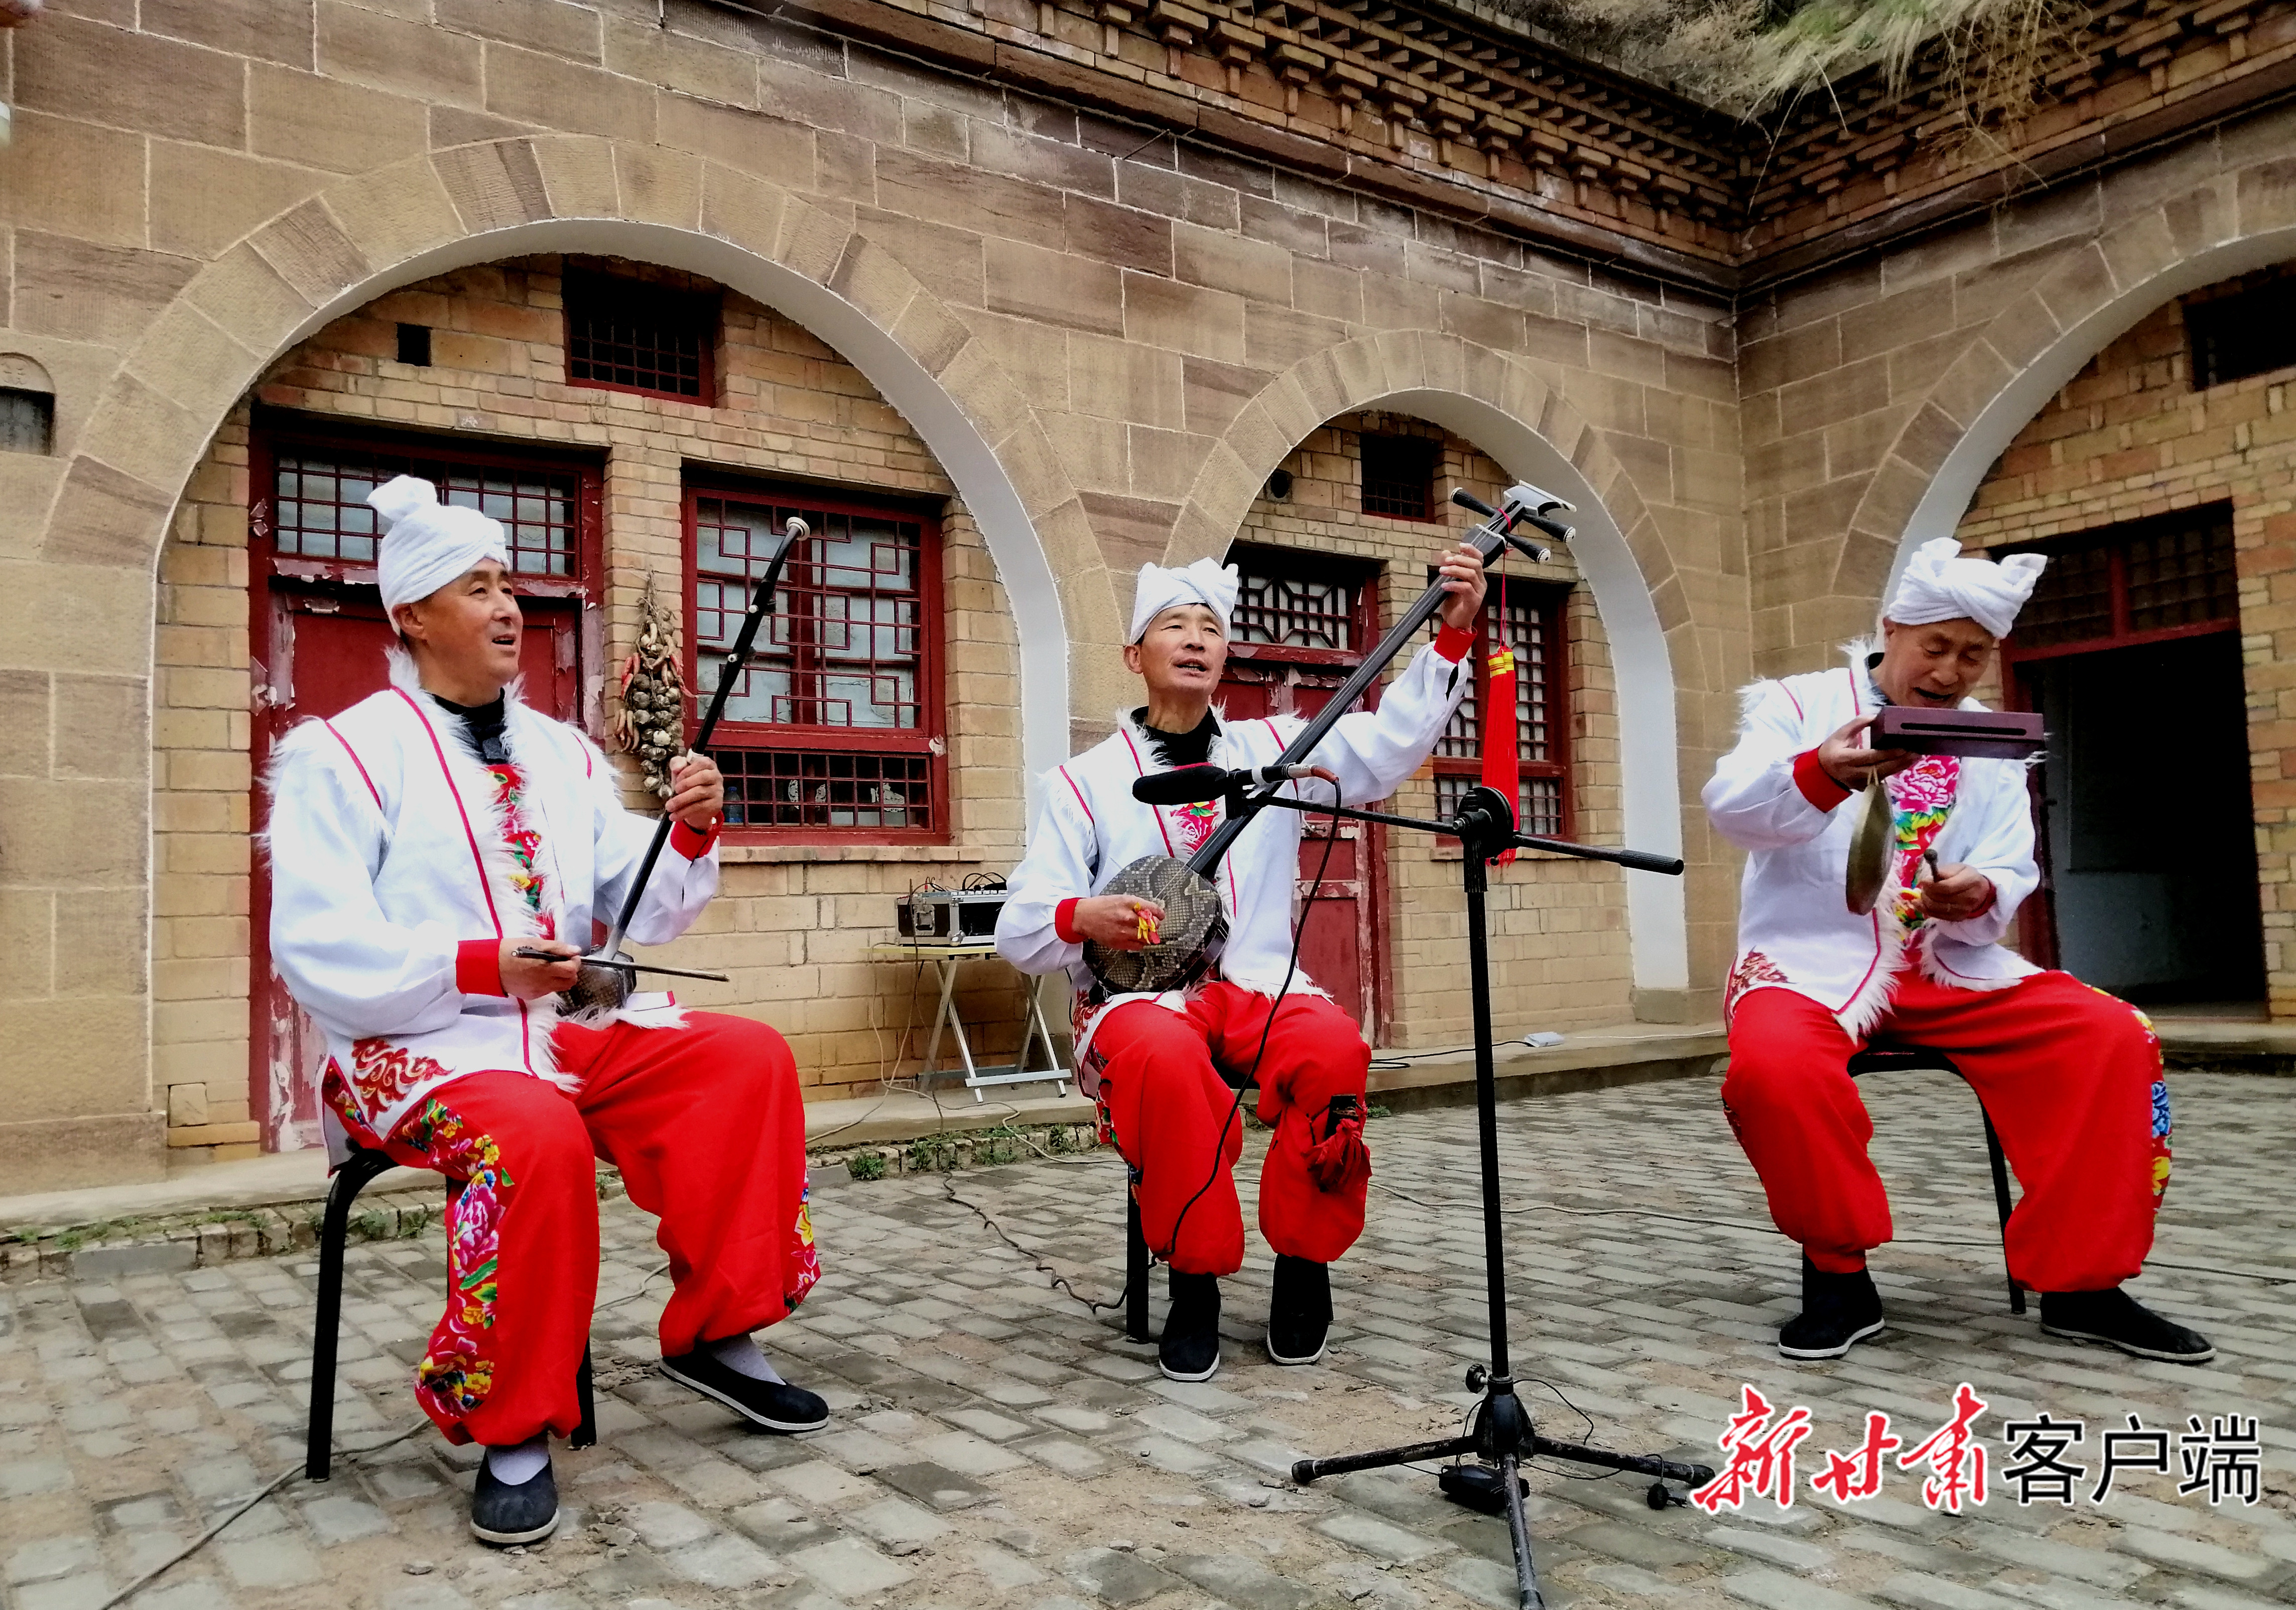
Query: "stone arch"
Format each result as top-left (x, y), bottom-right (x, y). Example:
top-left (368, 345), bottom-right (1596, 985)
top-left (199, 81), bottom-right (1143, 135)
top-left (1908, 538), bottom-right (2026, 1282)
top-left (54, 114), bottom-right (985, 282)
top-left (57, 136), bottom-right (1098, 784)
top-left (1854, 162), bottom-right (2296, 593)
top-left (1169, 330), bottom-right (1691, 996)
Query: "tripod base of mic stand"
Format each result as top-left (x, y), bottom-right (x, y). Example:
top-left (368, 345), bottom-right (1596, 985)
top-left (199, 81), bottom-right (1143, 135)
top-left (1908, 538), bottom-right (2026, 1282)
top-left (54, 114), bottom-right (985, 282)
top-left (1289, 1380), bottom-right (1716, 1610)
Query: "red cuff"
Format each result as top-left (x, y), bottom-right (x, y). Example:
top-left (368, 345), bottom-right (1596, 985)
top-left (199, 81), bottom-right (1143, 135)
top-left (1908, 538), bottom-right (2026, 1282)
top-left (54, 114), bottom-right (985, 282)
top-left (1963, 879), bottom-right (1998, 920)
top-left (1433, 623), bottom-right (1475, 663)
top-left (456, 939), bottom-right (505, 997)
top-left (671, 816), bottom-right (721, 860)
top-left (1055, 898), bottom-right (1084, 945)
top-left (1792, 748), bottom-right (1853, 812)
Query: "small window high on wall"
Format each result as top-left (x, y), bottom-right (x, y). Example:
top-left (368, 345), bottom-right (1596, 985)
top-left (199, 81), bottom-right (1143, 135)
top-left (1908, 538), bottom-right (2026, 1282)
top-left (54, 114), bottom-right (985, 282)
top-left (1432, 578), bottom-right (1572, 838)
top-left (564, 268), bottom-right (718, 404)
top-left (2184, 275), bottom-right (2296, 391)
top-left (1359, 434), bottom-right (1437, 521)
top-left (686, 485), bottom-right (945, 841)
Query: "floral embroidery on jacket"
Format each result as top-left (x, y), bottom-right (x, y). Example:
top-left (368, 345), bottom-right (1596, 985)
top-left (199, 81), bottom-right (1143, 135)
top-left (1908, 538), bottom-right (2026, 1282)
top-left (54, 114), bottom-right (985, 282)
top-left (1885, 756), bottom-right (1960, 931)
top-left (1724, 950), bottom-right (1790, 1023)
top-left (487, 761), bottom-right (555, 938)
top-left (345, 1038), bottom-right (454, 1117)
top-left (1169, 798), bottom-right (1221, 856)
top-left (392, 1096), bottom-right (515, 1423)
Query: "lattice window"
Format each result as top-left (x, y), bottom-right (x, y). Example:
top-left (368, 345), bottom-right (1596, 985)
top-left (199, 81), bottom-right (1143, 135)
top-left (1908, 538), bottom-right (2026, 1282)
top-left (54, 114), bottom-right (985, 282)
top-left (270, 450), bottom-right (578, 576)
top-left (688, 489), bottom-right (943, 839)
top-left (564, 270), bottom-right (716, 403)
top-left (1233, 571), bottom-right (1360, 651)
top-left (1359, 435), bottom-right (1436, 521)
top-left (2003, 507), bottom-right (2237, 657)
top-left (1431, 579), bottom-right (1570, 839)
top-left (2185, 277), bottom-right (2296, 391)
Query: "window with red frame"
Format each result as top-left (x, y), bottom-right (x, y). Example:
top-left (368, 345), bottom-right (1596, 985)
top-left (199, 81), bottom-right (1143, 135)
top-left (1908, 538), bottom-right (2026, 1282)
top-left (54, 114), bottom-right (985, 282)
top-left (1430, 578), bottom-right (1571, 837)
top-left (564, 268), bottom-right (717, 404)
top-left (686, 487), bottom-right (944, 840)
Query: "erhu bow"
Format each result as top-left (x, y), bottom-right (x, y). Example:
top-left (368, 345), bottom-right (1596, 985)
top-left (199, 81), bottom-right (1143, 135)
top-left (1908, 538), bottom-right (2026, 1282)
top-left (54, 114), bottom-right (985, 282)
top-left (1079, 485), bottom-right (1576, 997)
top-left (562, 516), bottom-right (809, 1014)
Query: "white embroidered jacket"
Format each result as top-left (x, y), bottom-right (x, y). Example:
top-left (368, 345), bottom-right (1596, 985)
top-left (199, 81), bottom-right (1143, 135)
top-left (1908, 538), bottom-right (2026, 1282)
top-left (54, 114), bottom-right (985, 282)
top-left (264, 670), bottom-right (717, 1140)
top-left (996, 637), bottom-right (1471, 1075)
top-left (1702, 651), bottom-right (2041, 1036)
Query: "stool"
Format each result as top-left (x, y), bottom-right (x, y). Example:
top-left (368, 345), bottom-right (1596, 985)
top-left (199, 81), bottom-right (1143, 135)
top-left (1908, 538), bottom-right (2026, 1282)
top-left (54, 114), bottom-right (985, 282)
top-left (1847, 1041), bottom-right (2023, 1315)
top-left (1121, 1070), bottom-right (1258, 1344)
top-left (306, 1129), bottom-right (596, 1479)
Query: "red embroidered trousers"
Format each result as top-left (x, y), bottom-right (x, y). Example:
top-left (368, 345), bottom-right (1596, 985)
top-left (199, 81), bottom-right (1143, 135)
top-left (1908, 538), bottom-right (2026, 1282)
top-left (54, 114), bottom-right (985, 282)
top-left (371, 1012), bottom-right (819, 1447)
top-left (1091, 981), bottom-right (1372, 1277)
top-left (1722, 970), bottom-right (2171, 1294)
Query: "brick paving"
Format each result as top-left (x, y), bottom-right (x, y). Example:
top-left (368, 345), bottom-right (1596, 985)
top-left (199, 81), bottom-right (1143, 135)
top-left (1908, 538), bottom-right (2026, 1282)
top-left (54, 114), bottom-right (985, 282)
top-left (4, 1070), bottom-right (2294, 1610)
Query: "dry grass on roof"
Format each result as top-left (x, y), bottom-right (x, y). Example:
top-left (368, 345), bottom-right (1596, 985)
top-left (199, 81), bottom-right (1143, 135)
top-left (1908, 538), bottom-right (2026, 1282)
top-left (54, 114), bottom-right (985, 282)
top-left (1486, 0), bottom-right (2092, 141)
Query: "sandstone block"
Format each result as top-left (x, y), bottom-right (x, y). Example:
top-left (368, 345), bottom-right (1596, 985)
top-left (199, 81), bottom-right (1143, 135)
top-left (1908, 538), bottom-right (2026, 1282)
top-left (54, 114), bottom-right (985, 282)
top-left (1173, 223), bottom-right (1292, 305)
top-left (486, 45), bottom-right (656, 143)
top-left (16, 14), bottom-right (248, 148)
top-left (659, 96), bottom-right (816, 188)
top-left (0, 110), bottom-right (147, 250)
top-left (985, 240), bottom-right (1122, 336)
top-left (143, 0), bottom-right (316, 68)
top-left (432, 140), bottom-right (555, 233)
top-left (604, 15), bottom-right (758, 106)
top-left (615, 143), bottom-right (705, 228)
top-left (251, 67), bottom-right (429, 175)
top-left (320, 0), bottom-right (486, 106)
top-left (440, 0), bottom-right (603, 62)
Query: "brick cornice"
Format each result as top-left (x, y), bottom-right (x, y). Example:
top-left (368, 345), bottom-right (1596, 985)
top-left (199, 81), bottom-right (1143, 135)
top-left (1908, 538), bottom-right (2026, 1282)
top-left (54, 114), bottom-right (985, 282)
top-left (736, 0), bottom-right (2296, 295)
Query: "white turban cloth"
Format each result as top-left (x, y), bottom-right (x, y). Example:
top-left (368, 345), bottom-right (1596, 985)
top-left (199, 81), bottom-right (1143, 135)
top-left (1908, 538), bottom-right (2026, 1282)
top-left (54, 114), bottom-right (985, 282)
top-left (1884, 538), bottom-right (2048, 641)
top-left (1130, 558), bottom-right (1240, 642)
top-left (369, 475), bottom-right (512, 614)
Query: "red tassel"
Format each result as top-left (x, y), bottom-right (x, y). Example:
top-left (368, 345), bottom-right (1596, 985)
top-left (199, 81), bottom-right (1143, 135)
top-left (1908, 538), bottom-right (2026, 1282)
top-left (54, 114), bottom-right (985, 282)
top-left (1480, 643), bottom-right (1519, 866)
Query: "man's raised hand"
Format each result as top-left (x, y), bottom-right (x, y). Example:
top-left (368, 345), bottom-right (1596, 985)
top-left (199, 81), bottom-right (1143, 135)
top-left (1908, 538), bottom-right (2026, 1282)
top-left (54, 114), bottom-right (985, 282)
top-left (1818, 714), bottom-right (1916, 790)
top-left (665, 752), bottom-right (726, 829)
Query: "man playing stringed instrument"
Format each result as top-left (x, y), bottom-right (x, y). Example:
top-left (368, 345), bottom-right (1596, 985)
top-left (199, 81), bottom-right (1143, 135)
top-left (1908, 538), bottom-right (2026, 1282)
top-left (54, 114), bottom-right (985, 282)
top-left (1704, 538), bottom-right (2212, 1365)
top-left (266, 477), bottom-right (830, 1548)
top-left (998, 548), bottom-right (1486, 1381)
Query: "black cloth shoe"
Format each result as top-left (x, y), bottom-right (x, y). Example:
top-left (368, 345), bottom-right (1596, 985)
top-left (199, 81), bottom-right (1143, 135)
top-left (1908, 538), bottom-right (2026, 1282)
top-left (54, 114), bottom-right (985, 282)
top-left (2040, 1287), bottom-right (2215, 1363)
top-left (1160, 1269), bottom-right (1222, 1382)
top-left (661, 1349), bottom-right (832, 1431)
top-left (1778, 1255), bottom-right (1885, 1360)
top-left (1265, 1254), bottom-right (1332, 1366)
top-left (469, 1455), bottom-right (560, 1546)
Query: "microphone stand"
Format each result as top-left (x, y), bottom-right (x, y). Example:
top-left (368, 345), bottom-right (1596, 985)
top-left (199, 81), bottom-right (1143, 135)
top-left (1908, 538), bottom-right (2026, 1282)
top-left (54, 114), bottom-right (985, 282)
top-left (1231, 783), bottom-right (1713, 1608)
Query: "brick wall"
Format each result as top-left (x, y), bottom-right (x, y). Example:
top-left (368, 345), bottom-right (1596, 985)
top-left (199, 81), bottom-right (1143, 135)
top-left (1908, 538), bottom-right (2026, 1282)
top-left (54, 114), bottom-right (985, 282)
top-left (1952, 269), bottom-right (2296, 1013)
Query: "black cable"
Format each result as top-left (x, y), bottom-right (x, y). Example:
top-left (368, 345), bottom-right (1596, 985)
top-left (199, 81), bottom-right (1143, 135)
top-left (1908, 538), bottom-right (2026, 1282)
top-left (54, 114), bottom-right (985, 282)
top-left (1156, 777), bottom-right (1346, 1263)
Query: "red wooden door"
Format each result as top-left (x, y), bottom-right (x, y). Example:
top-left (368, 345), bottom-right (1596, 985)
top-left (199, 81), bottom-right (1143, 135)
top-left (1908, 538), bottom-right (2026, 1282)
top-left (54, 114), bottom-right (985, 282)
top-left (1222, 548), bottom-right (1387, 1041)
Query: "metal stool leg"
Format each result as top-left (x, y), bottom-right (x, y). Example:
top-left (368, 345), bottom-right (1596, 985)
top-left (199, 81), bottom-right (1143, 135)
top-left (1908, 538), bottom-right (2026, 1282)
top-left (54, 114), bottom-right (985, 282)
top-left (307, 1149), bottom-right (394, 1480)
top-left (1980, 1108), bottom-right (2024, 1315)
top-left (573, 1343), bottom-right (597, 1449)
top-left (1125, 1189), bottom-right (1152, 1343)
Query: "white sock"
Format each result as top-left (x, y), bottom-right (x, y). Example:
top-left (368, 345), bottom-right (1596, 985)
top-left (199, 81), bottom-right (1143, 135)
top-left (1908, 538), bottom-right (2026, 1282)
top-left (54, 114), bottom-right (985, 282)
top-left (706, 1333), bottom-right (785, 1384)
top-left (483, 1434), bottom-right (550, 1486)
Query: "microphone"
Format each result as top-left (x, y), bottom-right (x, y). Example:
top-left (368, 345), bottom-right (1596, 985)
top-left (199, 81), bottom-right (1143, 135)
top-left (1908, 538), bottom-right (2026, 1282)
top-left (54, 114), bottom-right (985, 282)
top-left (1131, 763), bottom-right (1321, 805)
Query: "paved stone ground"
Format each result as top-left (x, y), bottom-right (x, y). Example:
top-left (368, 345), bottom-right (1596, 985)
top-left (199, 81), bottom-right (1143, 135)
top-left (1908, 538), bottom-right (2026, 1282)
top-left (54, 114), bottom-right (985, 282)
top-left (5, 1070), bottom-right (2295, 1610)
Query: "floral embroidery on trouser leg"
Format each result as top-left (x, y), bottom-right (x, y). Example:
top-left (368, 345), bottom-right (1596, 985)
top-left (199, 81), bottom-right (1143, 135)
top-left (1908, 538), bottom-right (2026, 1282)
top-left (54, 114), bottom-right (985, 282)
top-left (395, 1097), bottom-right (515, 1425)
top-left (788, 1176), bottom-right (821, 1311)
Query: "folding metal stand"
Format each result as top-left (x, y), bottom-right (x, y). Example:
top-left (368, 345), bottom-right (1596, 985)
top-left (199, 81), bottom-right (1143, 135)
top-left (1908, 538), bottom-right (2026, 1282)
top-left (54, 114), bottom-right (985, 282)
top-left (1265, 786), bottom-right (1716, 1610)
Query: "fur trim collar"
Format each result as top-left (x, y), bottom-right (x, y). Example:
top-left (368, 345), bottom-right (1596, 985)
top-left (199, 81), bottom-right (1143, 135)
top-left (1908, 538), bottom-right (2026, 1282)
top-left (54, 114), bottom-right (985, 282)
top-left (1112, 703), bottom-right (1234, 771)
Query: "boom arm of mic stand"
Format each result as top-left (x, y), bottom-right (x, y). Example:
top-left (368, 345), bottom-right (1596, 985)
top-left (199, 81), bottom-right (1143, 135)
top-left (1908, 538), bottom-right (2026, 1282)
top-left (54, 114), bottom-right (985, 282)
top-left (1245, 794), bottom-right (1684, 875)
top-left (599, 525), bottom-right (803, 956)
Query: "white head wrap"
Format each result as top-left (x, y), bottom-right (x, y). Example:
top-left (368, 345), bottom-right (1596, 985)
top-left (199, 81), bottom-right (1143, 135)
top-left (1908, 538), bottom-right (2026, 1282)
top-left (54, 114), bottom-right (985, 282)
top-left (1884, 538), bottom-right (2047, 641)
top-left (1129, 558), bottom-right (1240, 643)
top-left (369, 475), bottom-right (512, 615)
